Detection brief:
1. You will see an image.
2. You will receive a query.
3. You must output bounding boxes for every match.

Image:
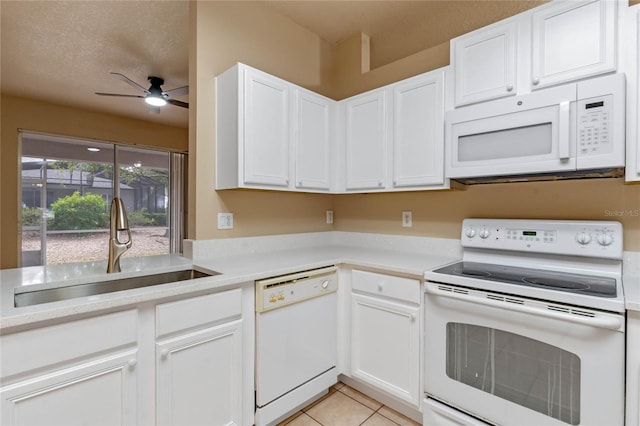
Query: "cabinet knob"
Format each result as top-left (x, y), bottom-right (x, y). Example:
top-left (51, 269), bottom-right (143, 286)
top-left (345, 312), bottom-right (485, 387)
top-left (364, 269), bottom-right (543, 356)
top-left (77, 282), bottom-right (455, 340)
top-left (532, 77), bottom-right (540, 86)
top-left (128, 359), bottom-right (137, 368)
top-left (378, 181), bottom-right (383, 187)
top-left (506, 84), bottom-right (514, 92)
top-left (298, 180), bottom-right (303, 186)
top-left (161, 349), bottom-right (169, 358)
top-left (410, 313), bottom-right (416, 322)
top-left (378, 283), bottom-right (384, 291)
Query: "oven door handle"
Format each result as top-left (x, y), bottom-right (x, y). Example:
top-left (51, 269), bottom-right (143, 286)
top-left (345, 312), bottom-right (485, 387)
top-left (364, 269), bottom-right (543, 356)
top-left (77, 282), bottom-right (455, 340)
top-left (426, 285), bottom-right (623, 331)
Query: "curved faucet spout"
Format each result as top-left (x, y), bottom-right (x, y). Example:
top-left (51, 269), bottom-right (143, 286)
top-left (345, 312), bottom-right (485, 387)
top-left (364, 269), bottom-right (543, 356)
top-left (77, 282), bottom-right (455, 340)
top-left (107, 197), bottom-right (133, 273)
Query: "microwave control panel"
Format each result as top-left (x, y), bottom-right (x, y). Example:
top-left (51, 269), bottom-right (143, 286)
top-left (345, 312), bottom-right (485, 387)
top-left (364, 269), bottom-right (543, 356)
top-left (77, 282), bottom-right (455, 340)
top-left (577, 94), bottom-right (613, 156)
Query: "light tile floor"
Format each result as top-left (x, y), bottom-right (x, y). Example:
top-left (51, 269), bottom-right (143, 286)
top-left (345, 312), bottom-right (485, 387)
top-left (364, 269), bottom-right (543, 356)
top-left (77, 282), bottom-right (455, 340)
top-left (277, 382), bottom-right (421, 426)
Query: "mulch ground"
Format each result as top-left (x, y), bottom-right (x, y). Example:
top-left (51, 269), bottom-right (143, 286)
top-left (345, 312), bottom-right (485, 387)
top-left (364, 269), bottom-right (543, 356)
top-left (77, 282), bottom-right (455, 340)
top-left (22, 227), bottom-right (169, 264)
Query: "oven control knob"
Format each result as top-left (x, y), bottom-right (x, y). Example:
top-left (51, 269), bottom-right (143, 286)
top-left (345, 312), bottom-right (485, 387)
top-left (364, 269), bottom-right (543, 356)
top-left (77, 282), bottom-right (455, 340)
top-left (597, 233), bottom-right (614, 246)
top-left (479, 228), bottom-right (491, 239)
top-left (465, 227), bottom-right (476, 238)
top-left (576, 232), bottom-right (592, 245)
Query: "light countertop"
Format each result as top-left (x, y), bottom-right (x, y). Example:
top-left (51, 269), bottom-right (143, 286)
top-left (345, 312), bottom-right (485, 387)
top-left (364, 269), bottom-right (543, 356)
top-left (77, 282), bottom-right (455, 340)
top-left (2, 232), bottom-right (638, 331)
top-left (0, 244), bottom-right (457, 330)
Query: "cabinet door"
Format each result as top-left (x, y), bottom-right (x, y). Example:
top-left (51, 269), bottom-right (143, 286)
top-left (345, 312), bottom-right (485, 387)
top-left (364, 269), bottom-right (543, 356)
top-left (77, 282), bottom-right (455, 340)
top-left (452, 20), bottom-right (517, 106)
top-left (531, 0), bottom-right (616, 90)
top-left (344, 90), bottom-right (387, 191)
top-left (625, 7), bottom-right (640, 183)
top-left (350, 292), bottom-right (420, 406)
top-left (294, 89), bottom-right (332, 191)
top-left (1, 350), bottom-right (138, 426)
top-left (392, 71), bottom-right (445, 188)
top-left (156, 320), bottom-right (243, 426)
top-left (243, 68), bottom-right (290, 187)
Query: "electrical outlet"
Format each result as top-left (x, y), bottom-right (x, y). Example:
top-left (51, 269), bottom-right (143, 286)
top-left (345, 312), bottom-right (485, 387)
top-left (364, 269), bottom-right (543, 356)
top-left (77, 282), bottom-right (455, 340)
top-left (218, 213), bottom-right (234, 230)
top-left (402, 211), bottom-right (412, 228)
top-left (326, 210), bottom-right (334, 224)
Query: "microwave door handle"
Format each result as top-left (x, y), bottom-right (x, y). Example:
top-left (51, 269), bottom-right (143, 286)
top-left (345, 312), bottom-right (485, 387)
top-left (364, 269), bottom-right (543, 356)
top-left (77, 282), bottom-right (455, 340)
top-left (558, 101), bottom-right (571, 161)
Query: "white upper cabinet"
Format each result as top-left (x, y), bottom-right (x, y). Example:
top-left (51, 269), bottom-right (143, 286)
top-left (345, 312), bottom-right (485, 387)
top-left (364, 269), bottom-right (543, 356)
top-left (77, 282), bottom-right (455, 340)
top-left (343, 90), bottom-right (388, 191)
top-left (340, 68), bottom-right (449, 192)
top-left (217, 63), bottom-right (449, 193)
top-left (452, 0), bottom-right (618, 107)
top-left (392, 69), bottom-right (446, 188)
top-left (294, 88), bottom-right (334, 191)
top-left (621, 5), bottom-right (640, 183)
top-left (216, 64), bottom-right (291, 190)
top-left (243, 68), bottom-right (291, 187)
top-left (531, 0), bottom-right (617, 90)
top-left (216, 64), bottom-right (334, 192)
top-left (452, 20), bottom-right (518, 106)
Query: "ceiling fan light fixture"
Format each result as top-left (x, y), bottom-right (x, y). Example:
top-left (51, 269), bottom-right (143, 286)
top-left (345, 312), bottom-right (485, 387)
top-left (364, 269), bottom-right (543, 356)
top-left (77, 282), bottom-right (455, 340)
top-left (145, 95), bottom-right (167, 107)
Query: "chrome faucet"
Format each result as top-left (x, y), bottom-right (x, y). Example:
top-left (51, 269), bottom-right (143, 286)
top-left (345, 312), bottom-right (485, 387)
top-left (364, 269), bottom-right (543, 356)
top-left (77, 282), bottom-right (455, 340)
top-left (107, 197), bottom-right (132, 273)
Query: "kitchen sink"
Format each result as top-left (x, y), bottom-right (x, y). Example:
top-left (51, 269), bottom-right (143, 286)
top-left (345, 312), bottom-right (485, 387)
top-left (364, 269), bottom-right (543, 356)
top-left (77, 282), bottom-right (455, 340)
top-left (14, 268), bottom-right (219, 308)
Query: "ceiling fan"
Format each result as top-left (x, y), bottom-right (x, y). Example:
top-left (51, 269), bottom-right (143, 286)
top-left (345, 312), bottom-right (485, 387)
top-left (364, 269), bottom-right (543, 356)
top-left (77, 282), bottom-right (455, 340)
top-left (95, 72), bottom-right (188, 112)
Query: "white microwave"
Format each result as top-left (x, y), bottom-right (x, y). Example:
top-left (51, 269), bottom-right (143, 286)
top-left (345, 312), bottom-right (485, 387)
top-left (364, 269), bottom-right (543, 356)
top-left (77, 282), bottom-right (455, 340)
top-left (445, 73), bottom-right (625, 181)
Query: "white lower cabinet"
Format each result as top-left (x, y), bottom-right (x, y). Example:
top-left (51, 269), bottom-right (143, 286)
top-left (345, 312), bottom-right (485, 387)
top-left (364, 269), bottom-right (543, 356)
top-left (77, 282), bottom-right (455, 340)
top-left (1, 285), bottom-right (253, 426)
top-left (0, 310), bottom-right (139, 426)
top-left (350, 270), bottom-right (421, 407)
top-left (155, 289), bottom-right (245, 426)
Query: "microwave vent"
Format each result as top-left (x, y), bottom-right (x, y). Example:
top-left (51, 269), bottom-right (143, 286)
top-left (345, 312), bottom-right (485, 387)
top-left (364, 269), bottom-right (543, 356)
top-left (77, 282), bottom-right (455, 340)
top-left (453, 167), bottom-right (624, 185)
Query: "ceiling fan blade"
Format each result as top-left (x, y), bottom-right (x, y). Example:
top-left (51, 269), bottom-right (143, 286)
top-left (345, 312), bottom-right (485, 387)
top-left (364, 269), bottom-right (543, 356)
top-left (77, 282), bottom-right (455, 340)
top-left (165, 85), bottom-right (189, 97)
top-left (95, 92), bottom-right (145, 98)
top-left (110, 72), bottom-right (148, 93)
top-left (167, 99), bottom-right (189, 109)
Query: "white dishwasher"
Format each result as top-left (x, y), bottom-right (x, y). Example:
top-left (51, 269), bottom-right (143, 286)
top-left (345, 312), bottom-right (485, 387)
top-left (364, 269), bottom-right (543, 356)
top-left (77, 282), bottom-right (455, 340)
top-left (255, 266), bottom-right (338, 426)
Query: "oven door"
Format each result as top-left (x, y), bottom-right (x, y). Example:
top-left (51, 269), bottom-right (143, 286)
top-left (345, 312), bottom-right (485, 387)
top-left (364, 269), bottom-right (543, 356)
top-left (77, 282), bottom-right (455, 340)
top-left (424, 282), bottom-right (625, 426)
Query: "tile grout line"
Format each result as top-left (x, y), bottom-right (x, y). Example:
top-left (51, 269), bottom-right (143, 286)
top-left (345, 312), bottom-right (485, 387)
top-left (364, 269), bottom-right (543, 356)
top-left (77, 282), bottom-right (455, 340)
top-left (334, 386), bottom-right (402, 426)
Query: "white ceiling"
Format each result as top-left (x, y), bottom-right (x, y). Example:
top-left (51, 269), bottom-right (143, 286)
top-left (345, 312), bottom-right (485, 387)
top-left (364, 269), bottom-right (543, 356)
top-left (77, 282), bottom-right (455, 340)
top-left (0, 1), bottom-right (540, 129)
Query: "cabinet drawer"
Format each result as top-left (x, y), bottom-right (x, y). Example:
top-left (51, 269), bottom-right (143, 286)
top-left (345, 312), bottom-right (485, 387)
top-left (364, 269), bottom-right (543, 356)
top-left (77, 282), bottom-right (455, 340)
top-left (156, 288), bottom-right (242, 338)
top-left (1, 309), bottom-right (137, 379)
top-left (351, 270), bottom-right (420, 304)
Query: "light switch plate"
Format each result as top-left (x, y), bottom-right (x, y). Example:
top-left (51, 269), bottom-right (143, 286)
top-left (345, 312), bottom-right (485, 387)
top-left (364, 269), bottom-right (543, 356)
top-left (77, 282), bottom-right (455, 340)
top-left (218, 213), bottom-right (234, 229)
top-left (326, 210), bottom-right (334, 224)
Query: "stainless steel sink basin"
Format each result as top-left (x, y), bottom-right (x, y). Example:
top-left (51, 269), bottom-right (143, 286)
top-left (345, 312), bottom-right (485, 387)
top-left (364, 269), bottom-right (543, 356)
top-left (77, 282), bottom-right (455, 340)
top-left (14, 268), bottom-right (219, 308)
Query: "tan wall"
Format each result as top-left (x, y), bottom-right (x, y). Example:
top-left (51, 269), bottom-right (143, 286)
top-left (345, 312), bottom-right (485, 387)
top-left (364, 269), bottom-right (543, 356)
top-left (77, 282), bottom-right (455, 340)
top-left (0, 94), bottom-right (188, 269)
top-left (334, 179), bottom-right (640, 252)
top-left (190, 0), bottom-right (640, 252)
top-left (189, 1), bottom-right (335, 241)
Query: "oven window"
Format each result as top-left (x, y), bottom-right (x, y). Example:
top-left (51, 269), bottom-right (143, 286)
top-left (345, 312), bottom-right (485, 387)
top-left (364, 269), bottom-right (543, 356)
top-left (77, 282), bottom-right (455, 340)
top-left (446, 323), bottom-right (580, 425)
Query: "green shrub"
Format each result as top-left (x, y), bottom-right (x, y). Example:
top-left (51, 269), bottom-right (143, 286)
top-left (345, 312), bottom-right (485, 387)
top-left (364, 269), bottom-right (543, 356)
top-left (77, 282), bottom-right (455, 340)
top-left (49, 192), bottom-right (108, 230)
top-left (128, 209), bottom-right (154, 227)
top-left (22, 206), bottom-right (42, 227)
top-left (127, 208), bottom-right (167, 227)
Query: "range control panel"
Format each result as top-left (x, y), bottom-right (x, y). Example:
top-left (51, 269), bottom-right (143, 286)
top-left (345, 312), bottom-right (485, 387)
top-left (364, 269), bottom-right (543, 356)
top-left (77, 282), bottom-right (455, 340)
top-left (461, 219), bottom-right (623, 259)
